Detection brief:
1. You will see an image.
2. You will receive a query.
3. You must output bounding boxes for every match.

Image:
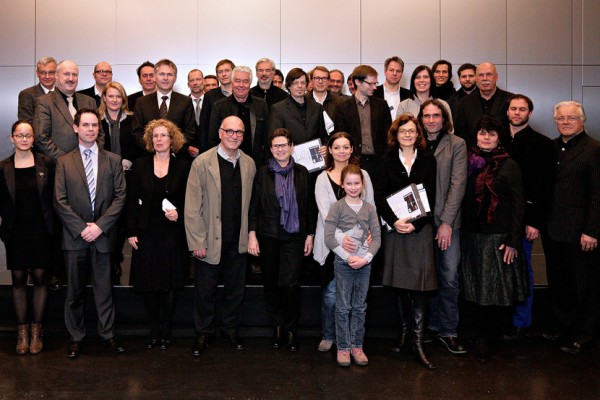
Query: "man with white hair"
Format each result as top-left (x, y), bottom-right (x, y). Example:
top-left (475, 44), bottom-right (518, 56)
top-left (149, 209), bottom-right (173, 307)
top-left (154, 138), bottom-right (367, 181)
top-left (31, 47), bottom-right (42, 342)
top-left (249, 58), bottom-right (288, 109)
top-left (208, 66), bottom-right (269, 167)
top-left (18, 56), bottom-right (57, 123)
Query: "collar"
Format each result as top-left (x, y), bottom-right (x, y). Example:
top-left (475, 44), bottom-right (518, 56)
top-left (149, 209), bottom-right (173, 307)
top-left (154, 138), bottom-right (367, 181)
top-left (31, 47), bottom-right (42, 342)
top-left (79, 142), bottom-right (99, 155)
top-left (157, 90), bottom-right (173, 101)
top-left (354, 95), bottom-right (370, 106)
top-left (217, 144), bottom-right (241, 164)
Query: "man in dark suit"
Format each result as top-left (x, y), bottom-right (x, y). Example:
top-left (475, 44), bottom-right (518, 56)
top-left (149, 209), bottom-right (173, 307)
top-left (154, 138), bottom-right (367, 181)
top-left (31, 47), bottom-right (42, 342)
top-left (131, 59), bottom-right (196, 158)
top-left (34, 60), bottom-right (99, 161)
top-left (373, 56), bottom-right (412, 120)
top-left (18, 56), bottom-right (57, 123)
top-left (447, 63), bottom-right (478, 117)
top-left (334, 64), bottom-right (392, 179)
top-left (249, 58), bottom-right (288, 109)
top-left (504, 94), bottom-right (555, 339)
top-left (77, 61), bottom-right (112, 107)
top-left (455, 62), bottom-right (513, 147)
top-left (127, 61), bottom-right (156, 112)
top-left (54, 109), bottom-right (126, 359)
top-left (187, 68), bottom-right (205, 158)
top-left (543, 101), bottom-right (600, 355)
top-left (208, 66), bottom-right (269, 167)
top-left (307, 66), bottom-right (339, 133)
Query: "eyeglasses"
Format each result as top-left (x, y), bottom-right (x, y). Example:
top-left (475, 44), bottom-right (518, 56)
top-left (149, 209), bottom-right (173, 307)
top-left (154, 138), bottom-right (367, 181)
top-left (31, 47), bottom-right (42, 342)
top-left (362, 80), bottom-right (378, 87)
top-left (272, 143), bottom-right (290, 150)
top-left (13, 134), bottom-right (34, 139)
top-left (312, 76), bottom-right (328, 82)
top-left (95, 70), bottom-right (113, 75)
top-left (38, 71), bottom-right (56, 77)
top-left (398, 129), bottom-right (417, 135)
top-left (220, 128), bottom-right (244, 137)
top-left (554, 116), bottom-right (580, 123)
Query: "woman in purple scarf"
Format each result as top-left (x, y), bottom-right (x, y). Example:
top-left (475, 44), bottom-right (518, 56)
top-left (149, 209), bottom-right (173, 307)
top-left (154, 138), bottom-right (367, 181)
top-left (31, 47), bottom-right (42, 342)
top-left (248, 128), bottom-right (316, 351)
top-left (461, 116), bottom-right (528, 363)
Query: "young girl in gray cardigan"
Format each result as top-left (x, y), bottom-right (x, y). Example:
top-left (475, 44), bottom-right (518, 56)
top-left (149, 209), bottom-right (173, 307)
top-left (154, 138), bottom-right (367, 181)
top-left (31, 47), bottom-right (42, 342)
top-left (324, 164), bottom-right (381, 367)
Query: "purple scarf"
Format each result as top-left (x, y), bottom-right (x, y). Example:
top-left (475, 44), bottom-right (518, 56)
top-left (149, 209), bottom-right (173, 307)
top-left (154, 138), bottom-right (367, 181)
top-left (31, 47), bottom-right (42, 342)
top-left (467, 146), bottom-right (509, 224)
top-left (268, 157), bottom-right (299, 233)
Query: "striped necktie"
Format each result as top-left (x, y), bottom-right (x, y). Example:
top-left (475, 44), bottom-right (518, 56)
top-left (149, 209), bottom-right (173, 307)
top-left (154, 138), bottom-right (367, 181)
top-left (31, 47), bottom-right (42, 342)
top-left (83, 149), bottom-right (95, 211)
top-left (159, 96), bottom-right (168, 119)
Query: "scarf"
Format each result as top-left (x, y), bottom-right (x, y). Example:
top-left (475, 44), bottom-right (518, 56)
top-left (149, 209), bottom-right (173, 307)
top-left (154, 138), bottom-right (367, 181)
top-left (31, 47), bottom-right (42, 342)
top-left (105, 111), bottom-right (122, 156)
top-left (269, 157), bottom-right (299, 233)
top-left (467, 146), bottom-right (509, 225)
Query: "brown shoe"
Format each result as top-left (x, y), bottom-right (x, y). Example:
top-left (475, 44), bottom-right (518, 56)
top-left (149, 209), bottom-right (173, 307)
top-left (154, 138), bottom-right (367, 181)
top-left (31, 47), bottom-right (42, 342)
top-left (16, 324), bottom-right (29, 355)
top-left (30, 323), bottom-right (43, 354)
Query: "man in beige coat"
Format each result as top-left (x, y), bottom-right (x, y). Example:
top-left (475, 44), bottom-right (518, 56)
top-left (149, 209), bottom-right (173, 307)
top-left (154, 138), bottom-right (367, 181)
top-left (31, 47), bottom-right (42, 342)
top-left (185, 116), bottom-right (256, 356)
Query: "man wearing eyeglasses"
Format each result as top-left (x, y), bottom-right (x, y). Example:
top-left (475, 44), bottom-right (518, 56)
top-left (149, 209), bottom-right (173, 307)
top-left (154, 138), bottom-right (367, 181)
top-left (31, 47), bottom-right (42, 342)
top-left (307, 66), bottom-right (339, 129)
top-left (543, 101), bottom-right (600, 355)
top-left (455, 61), bottom-right (513, 148)
top-left (249, 58), bottom-right (288, 110)
top-left (333, 64), bottom-right (392, 179)
top-left (208, 66), bottom-right (269, 167)
top-left (77, 61), bottom-right (113, 107)
top-left (185, 115), bottom-right (257, 356)
top-left (18, 56), bottom-right (57, 124)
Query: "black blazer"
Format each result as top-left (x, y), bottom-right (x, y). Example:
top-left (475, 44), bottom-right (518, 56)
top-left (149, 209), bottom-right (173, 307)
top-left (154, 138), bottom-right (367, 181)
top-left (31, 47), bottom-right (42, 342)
top-left (77, 86), bottom-right (102, 107)
top-left (334, 95), bottom-right (392, 157)
top-left (0, 153), bottom-right (55, 242)
top-left (248, 163), bottom-right (316, 239)
top-left (547, 132), bottom-right (600, 244)
top-left (455, 88), bottom-right (513, 148)
top-left (269, 97), bottom-right (328, 145)
top-left (126, 155), bottom-right (190, 236)
top-left (373, 85), bottom-right (412, 102)
top-left (508, 125), bottom-right (556, 230)
top-left (198, 88), bottom-right (227, 153)
top-left (101, 114), bottom-right (140, 162)
top-left (127, 90), bottom-right (146, 113)
top-left (18, 83), bottom-right (47, 124)
top-left (132, 91), bottom-right (196, 156)
top-left (374, 149), bottom-right (437, 233)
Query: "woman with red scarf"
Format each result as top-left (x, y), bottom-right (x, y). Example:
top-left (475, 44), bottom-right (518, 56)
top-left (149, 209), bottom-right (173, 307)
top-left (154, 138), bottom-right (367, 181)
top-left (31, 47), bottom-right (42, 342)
top-left (461, 116), bottom-right (528, 363)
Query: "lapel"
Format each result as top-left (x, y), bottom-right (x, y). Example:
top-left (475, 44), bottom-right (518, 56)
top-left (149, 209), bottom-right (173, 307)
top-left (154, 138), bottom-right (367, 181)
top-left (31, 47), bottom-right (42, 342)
top-left (96, 149), bottom-right (108, 194)
top-left (434, 134), bottom-right (450, 157)
top-left (557, 134), bottom-right (588, 171)
top-left (33, 155), bottom-right (47, 197)
top-left (286, 98), bottom-right (304, 126)
top-left (52, 90), bottom-right (74, 126)
top-left (4, 156), bottom-right (16, 204)
top-left (34, 83), bottom-right (46, 97)
top-left (207, 149), bottom-right (222, 194)
top-left (349, 98), bottom-right (362, 133)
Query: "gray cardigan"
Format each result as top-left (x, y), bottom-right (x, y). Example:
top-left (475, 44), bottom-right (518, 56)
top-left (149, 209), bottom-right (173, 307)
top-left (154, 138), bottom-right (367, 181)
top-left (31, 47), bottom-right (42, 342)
top-left (324, 199), bottom-right (381, 262)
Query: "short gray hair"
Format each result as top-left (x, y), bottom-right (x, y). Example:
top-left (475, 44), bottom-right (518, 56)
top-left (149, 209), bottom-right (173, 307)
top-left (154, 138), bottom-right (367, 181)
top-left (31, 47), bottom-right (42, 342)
top-left (255, 58), bottom-right (275, 71)
top-left (232, 66), bottom-right (253, 82)
top-left (554, 100), bottom-right (586, 123)
top-left (37, 56), bottom-right (57, 70)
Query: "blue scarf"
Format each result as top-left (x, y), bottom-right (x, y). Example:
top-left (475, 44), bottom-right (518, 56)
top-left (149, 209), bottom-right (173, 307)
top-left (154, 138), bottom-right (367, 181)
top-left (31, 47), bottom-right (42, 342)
top-left (268, 157), bottom-right (299, 233)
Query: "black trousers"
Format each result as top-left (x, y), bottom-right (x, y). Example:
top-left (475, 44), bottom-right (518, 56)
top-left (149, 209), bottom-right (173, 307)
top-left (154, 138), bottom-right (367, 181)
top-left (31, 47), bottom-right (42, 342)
top-left (260, 237), bottom-right (304, 333)
top-left (543, 235), bottom-right (600, 338)
top-left (193, 242), bottom-right (246, 337)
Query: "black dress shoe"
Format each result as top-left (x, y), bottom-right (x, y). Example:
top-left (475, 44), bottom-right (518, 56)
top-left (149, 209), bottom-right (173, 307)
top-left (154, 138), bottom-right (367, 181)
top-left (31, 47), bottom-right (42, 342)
top-left (67, 341), bottom-right (81, 359)
top-left (105, 338), bottom-right (125, 353)
top-left (48, 276), bottom-right (64, 291)
top-left (560, 337), bottom-right (593, 355)
top-left (224, 335), bottom-right (246, 351)
top-left (287, 332), bottom-right (299, 352)
top-left (191, 336), bottom-right (209, 356)
top-left (475, 338), bottom-right (491, 364)
top-left (145, 338), bottom-right (160, 349)
top-left (159, 339), bottom-right (171, 350)
top-left (438, 336), bottom-right (467, 355)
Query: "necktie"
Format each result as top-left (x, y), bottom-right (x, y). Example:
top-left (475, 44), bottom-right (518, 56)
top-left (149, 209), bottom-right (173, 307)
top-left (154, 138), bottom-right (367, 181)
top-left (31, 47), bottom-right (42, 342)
top-left (194, 98), bottom-right (201, 125)
top-left (83, 149), bottom-right (95, 211)
top-left (67, 96), bottom-right (77, 118)
top-left (159, 96), bottom-right (168, 119)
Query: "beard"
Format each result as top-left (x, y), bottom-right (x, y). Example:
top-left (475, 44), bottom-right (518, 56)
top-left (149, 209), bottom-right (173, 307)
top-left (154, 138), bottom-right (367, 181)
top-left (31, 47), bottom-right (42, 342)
top-left (510, 116), bottom-right (529, 127)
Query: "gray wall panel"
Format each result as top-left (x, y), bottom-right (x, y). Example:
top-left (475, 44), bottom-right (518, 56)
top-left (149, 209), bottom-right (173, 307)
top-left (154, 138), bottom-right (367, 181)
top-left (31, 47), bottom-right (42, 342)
top-left (0, 0), bottom-right (35, 66)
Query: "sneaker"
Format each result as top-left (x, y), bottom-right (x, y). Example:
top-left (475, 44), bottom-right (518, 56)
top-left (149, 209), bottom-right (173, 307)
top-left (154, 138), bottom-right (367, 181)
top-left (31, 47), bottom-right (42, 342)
top-left (351, 348), bottom-right (369, 366)
top-left (318, 339), bottom-right (333, 352)
top-left (336, 350), bottom-right (351, 367)
top-left (437, 336), bottom-right (467, 355)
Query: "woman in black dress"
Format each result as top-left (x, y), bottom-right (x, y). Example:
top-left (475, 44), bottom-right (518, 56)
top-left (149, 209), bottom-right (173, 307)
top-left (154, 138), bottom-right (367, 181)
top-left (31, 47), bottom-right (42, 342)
top-left (126, 119), bottom-right (190, 350)
top-left (375, 113), bottom-right (438, 369)
top-left (0, 121), bottom-right (55, 355)
top-left (461, 116), bottom-right (527, 363)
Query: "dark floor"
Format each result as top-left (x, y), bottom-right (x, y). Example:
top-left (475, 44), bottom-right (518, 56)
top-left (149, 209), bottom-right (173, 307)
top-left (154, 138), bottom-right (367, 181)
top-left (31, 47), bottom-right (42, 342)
top-left (0, 334), bottom-right (598, 400)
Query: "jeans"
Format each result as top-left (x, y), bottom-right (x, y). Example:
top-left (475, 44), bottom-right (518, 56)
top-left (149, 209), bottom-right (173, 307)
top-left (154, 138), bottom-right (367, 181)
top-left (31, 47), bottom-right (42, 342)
top-left (513, 238), bottom-right (534, 328)
top-left (334, 256), bottom-right (371, 350)
top-left (321, 278), bottom-right (336, 341)
top-left (428, 226), bottom-right (461, 337)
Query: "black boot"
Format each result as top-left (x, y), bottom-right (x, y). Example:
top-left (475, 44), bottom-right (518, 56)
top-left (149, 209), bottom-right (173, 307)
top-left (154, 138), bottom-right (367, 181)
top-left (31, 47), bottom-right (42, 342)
top-left (271, 326), bottom-right (283, 349)
top-left (412, 293), bottom-right (437, 370)
top-left (392, 291), bottom-right (410, 353)
top-left (392, 326), bottom-right (409, 353)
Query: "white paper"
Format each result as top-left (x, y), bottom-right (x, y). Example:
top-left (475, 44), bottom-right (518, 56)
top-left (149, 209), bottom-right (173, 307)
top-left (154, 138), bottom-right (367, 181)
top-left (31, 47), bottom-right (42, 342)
top-left (386, 184), bottom-right (427, 222)
top-left (162, 198), bottom-right (176, 212)
top-left (292, 138), bottom-right (325, 172)
top-left (323, 111), bottom-right (335, 134)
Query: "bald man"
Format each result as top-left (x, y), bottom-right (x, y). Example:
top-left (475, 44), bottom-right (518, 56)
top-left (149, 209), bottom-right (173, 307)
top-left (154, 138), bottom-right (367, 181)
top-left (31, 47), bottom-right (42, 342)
top-left (77, 61), bottom-right (113, 107)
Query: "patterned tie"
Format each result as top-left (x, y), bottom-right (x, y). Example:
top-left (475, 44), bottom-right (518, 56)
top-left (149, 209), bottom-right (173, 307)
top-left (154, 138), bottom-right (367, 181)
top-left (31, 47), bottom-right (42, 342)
top-left (67, 96), bottom-right (77, 118)
top-left (159, 96), bottom-right (168, 119)
top-left (194, 98), bottom-right (201, 125)
top-left (83, 149), bottom-right (95, 211)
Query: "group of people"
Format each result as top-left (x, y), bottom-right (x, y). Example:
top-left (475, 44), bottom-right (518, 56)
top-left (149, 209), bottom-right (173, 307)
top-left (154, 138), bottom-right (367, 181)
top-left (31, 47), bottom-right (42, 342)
top-left (1, 54), bottom-right (597, 370)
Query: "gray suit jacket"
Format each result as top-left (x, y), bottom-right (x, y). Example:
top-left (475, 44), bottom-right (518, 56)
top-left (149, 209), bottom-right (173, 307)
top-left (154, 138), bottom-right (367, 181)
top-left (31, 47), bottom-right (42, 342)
top-left (432, 133), bottom-right (467, 228)
top-left (33, 90), bottom-right (100, 160)
top-left (54, 147), bottom-right (126, 252)
top-left (18, 83), bottom-right (47, 124)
